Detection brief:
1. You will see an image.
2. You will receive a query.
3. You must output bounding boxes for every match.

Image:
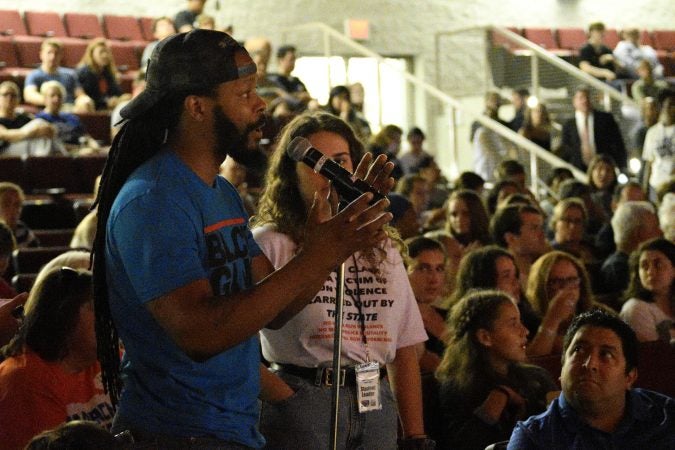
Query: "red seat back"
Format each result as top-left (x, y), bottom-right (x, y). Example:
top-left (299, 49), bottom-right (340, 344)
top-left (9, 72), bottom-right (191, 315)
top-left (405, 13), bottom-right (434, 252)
top-left (64, 13), bottom-right (104, 39)
top-left (61, 39), bottom-right (88, 68)
top-left (604, 28), bottom-right (620, 49)
top-left (139, 17), bottom-right (155, 42)
top-left (0, 9), bottom-right (28, 36)
top-left (0, 36), bottom-right (19, 68)
top-left (13, 36), bottom-right (43, 68)
top-left (653, 30), bottom-right (675, 51)
top-left (103, 15), bottom-right (144, 42)
top-left (24, 11), bottom-right (67, 38)
top-left (557, 28), bottom-right (587, 51)
top-left (523, 28), bottom-right (559, 50)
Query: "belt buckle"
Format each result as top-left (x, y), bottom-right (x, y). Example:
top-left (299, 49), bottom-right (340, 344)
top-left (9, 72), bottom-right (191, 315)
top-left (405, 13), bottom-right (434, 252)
top-left (323, 368), bottom-right (346, 387)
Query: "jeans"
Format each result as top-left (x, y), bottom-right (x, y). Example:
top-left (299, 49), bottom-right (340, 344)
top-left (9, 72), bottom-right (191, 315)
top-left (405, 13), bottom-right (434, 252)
top-left (259, 371), bottom-right (398, 450)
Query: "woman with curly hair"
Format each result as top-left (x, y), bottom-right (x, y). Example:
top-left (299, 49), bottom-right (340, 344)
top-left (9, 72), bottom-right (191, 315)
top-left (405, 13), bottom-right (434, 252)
top-left (251, 111), bottom-right (429, 449)
top-left (76, 39), bottom-right (129, 110)
top-left (436, 290), bottom-right (557, 450)
top-left (525, 250), bottom-right (602, 356)
top-left (620, 238), bottom-right (675, 342)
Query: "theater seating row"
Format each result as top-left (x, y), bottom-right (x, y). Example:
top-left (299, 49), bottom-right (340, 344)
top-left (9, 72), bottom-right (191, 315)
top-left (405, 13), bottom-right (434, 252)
top-left (0, 154), bottom-right (106, 195)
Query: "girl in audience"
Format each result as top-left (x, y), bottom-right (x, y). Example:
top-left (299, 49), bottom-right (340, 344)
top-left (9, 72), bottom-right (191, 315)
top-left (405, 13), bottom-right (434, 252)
top-left (435, 290), bottom-right (557, 450)
top-left (324, 85), bottom-right (372, 143)
top-left (0, 268), bottom-right (113, 450)
top-left (368, 124), bottom-right (404, 180)
top-left (76, 39), bottom-right (128, 111)
top-left (448, 246), bottom-right (540, 338)
top-left (406, 236), bottom-right (449, 373)
top-left (0, 182), bottom-right (39, 248)
top-left (525, 251), bottom-right (599, 357)
top-left (620, 238), bottom-right (675, 342)
top-left (251, 112), bottom-right (428, 449)
top-left (587, 154), bottom-right (619, 219)
top-left (443, 189), bottom-right (491, 248)
top-left (549, 198), bottom-right (599, 265)
top-left (518, 103), bottom-right (553, 151)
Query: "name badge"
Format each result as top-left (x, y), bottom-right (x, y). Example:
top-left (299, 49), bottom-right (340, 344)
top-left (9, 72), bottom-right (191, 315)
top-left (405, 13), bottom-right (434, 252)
top-left (355, 361), bottom-right (382, 413)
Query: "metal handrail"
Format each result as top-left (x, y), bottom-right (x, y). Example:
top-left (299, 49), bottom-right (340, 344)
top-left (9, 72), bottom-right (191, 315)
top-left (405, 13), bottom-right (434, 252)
top-left (281, 22), bottom-right (588, 189)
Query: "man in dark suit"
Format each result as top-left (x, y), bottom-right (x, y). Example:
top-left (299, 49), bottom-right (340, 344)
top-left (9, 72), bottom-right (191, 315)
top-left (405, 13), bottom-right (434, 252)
top-left (558, 86), bottom-right (627, 171)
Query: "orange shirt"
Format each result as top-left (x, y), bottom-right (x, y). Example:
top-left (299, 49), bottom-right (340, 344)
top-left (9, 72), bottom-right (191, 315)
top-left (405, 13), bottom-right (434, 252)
top-left (0, 351), bottom-right (113, 450)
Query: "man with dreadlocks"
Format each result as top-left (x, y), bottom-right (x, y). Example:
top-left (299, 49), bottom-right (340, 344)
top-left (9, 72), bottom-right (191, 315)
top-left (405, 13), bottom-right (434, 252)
top-left (92, 29), bottom-right (393, 448)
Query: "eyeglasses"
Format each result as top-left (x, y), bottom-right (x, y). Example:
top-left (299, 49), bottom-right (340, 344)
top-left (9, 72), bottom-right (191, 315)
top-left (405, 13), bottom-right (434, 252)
top-left (548, 276), bottom-right (581, 288)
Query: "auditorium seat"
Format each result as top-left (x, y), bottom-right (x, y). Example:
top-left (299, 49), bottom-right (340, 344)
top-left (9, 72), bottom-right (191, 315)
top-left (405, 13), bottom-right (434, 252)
top-left (108, 41), bottom-right (141, 72)
top-left (13, 35), bottom-right (43, 69)
top-left (491, 27), bottom-right (523, 51)
top-left (102, 15), bottom-right (145, 43)
top-left (653, 30), bottom-right (675, 51)
top-left (604, 28), bottom-right (620, 49)
top-left (61, 39), bottom-right (88, 68)
top-left (77, 112), bottom-right (112, 145)
top-left (0, 10), bottom-right (28, 36)
top-left (139, 17), bottom-right (155, 42)
top-left (0, 37), bottom-right (26, 80)
top-left (74, 153), bottom-right (107, 193)
top-left (64, 12), bottom-right (104, 39)
top-left (640, 29), bottom-right (654, 47)
top-left (20, 200), bottom-right (78, 229)
top-left (557, 28), bottom-right (587, 51)
top-left (33, 228), bottom-right (74, 247)
top-left (12, 246), bottom-right (71, 274)
top-left (523, 28), bottom-right (559, 50)
top-left (24, 11), bottom-right (68, 38)
top-left (23, 155), bottom-right (81, 194)
top-left (11, 273), bottom-right (37, 294)
top-left (0, 156), bottom-right (25, 187)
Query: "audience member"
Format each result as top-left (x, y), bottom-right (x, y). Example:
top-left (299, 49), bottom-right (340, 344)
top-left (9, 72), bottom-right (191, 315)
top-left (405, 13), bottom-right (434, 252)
top-left (599, 201), bottom-right (663, 299)
top-left (497, 159), bottom-right (528, 191)
top-left (76, 39), bottom-right (128, 111)
top-left (70, 210), bottom-right (98, 250)
top-left (642, 91), bottom-right (674, 201)
top-left (631, 96), bottom-right (660, 155)
top-left (550, 198), bottom-right (599, 265)
top-left (508, 88), bottom-right (530, 132)
top-left (399, 127), bottom-right (433, 175)
top-left (0, 292), bottom-right (27, 348)
top-left (473, 93), bottom-right (516, 182)
top-left (35, 81), bottom-right (100, 152)
top-left (470, 91), bottom-right (507, 143)
top-left (266, 45), bottom-right (312, 113)
top-left (455, 171), bottom-right (485, 196)
top-left (620, 237), bottom-right (674, 343)
top-left (387, 193), bottom-right (421, 240)
top-left (0, 222), bottom-right (16, 298)
top-left (348, 82), bottom-right (365, 113)
top-left (525, 251), bottom-right (600, 357)
top-left (174, 0), bottom-right (207, 32)
top-left (557, 178), bottom-right (607, 235)
top-left (631, 60), bottom-right (669, 104)
top-left (0, 182), bottom-right (39, 248)
top-left (578, 22), bottom-right (623, 83)
top-left (327, 85), bottom-right (372, 143)
top-left (0, 81), bottom-right (59, 157)
top-left (436, 290), bottom-right (557, 450)
top-left (219, 156), bottom-right (257, 216)
top-left (252, 112), bottom-right (427, 449)
top-left (660, 191), bottom-right (675, 242)
top-left (195, 13), bottom-right (215, 30)
top-left (25, 420), bottom-right (120, 450)
top-left (539, 167), bottom-right (574, 217)
top-left (490, 204), bottom-right (551, 290)
top-left (369, 124), bottom-right (403, 179)
top-left (443, 189), bottom-right (491, 248)
top-left (23, 39), bottom-right (94, 113)
top-left (140, 17), bottom-right (176, 70)
top-left (587, 154), bottom-right (619, 219)
top-left (487, 179), bottom-right (521, 216)
top-left (395, 173), bottom-right (430, 227)
top-left (0, 268), bottom-right (113, 450)
top-left (447, 246), bottom-right (540, 338)
top-left (509, 309), bottom-right (675, 449)
top-left (417, 156), bottom-right (451, 210)
top-left (406, 236), bottom-right (449, 374)
top-left (595, 181), bottom-right (648, 259)
top-left (614, 28), bottom-right (664, 79)
top-left (559, 86), bottom-right (626, 171)
top-left (519, 102), bottom-right (554, 151)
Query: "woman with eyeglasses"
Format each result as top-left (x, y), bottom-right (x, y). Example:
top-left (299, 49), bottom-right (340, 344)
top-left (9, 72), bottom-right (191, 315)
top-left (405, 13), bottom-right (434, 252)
top-left (0, 267), bottom-right (113, 450)
top-left (525, 251), bottom-right (605, 357)
top-left (549, 197), bottom-right (600, 266)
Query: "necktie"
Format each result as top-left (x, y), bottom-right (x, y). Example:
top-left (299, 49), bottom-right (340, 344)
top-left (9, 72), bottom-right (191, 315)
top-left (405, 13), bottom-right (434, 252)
top-left (581, 114), bottom-right (593, 166)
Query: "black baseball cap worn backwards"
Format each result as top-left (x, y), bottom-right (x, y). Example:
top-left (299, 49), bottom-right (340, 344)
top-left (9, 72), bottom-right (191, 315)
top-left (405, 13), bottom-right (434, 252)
top-left (120, 29), bottom-right (256, 120)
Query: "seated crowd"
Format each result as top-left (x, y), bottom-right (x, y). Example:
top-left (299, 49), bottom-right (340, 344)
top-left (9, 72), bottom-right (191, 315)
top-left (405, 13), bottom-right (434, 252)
top-left (0, 10), bottom-right (673, 450)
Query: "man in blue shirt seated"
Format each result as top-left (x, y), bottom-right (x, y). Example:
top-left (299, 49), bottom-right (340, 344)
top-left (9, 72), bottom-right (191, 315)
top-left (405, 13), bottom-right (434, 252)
top-left (508, 309), bottom-right (674, 449)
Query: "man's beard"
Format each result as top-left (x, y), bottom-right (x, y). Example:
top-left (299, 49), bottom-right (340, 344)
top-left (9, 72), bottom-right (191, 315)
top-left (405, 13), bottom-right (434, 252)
top-left (213, 106), bottom-right (265, 166)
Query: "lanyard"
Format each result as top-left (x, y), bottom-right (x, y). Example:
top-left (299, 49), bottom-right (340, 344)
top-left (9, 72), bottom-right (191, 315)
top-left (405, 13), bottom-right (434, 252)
top-left (342, 254), bottom-right (371, 362)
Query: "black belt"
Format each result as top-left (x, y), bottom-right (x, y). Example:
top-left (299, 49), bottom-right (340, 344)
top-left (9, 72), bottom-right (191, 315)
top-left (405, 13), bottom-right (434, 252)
top-left (269, 362), bottom-right (386, 387)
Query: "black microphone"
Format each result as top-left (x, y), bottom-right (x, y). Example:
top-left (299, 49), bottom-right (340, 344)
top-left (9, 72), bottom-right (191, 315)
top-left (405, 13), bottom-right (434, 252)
top-left (287, 136), bottom-right (386, 205)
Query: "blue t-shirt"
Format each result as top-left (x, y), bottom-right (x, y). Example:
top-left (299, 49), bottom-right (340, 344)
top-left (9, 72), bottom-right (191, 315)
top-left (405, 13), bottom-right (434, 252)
top-left (508, 390), bottom-right (675, 449)
top-left (105, 150), bottom-right (264, 447)
top-left (25, 67), bottom-right (81, 104)
top-left (35, 111), bottom-right (85, 144)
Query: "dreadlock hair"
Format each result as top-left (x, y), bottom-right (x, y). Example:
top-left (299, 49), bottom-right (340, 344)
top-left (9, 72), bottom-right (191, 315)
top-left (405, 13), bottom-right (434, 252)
top-left (435, 289), bottom-right (514, 396)
top-left (91, 87), bottom-right (216, 405)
